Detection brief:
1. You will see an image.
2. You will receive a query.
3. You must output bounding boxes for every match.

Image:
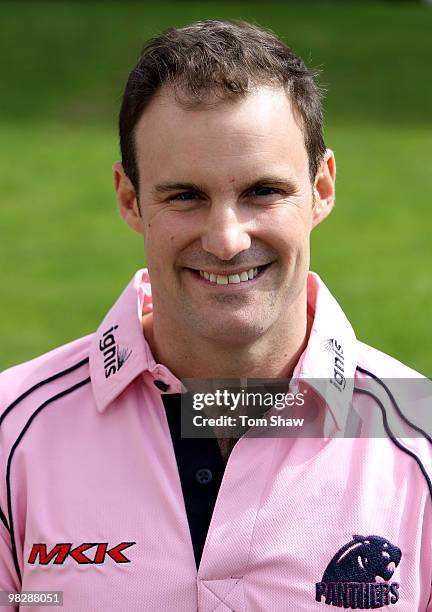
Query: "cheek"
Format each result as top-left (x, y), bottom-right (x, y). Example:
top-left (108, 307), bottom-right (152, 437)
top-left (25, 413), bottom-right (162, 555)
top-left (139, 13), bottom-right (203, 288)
top-left (144, 224), bottom-right (183, 282)
top-left (262, 216), bottom-right (311, 255)
top-left (145, 233), bottom-right (174, 261)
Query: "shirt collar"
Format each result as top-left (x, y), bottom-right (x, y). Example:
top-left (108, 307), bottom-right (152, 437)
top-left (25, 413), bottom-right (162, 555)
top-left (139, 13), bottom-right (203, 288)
top-left (292, 272), bottom-right (357, 433)
top-left (90, 269), bottom-right (357, 427)
top-left (89, 269), bottom-right (182, 413)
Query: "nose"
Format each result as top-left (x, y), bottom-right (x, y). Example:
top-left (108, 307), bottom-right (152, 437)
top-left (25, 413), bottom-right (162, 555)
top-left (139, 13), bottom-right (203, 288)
top-left (201, 203), bottom-right (251, 261)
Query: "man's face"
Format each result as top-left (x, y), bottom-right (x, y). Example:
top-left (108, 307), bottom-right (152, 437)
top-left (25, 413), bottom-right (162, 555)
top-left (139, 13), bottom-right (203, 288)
top-left (118, 85), bottom-right (334, 345)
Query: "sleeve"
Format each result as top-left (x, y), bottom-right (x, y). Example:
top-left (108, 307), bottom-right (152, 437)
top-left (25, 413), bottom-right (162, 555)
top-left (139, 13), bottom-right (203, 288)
top-left (0, 518), bottom-right (20, 612)
top-left (0, 520), bottom-right (19, 589)
top-left (0, 382), bottom-right (21, 605)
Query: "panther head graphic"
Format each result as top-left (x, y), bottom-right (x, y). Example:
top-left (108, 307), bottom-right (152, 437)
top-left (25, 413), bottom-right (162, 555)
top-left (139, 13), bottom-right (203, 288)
top-left (322, 535), bottom-right (402, 583)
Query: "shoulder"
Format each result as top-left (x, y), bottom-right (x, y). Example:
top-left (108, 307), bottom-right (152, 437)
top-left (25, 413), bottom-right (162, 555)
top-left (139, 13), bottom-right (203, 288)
top-left (0, 336), bottom-right (94, 550)
top-left (0, 335), bottom-right (93, 514)
top-left (0, 334), bottom-right (93, 439)
top-left (355, 339), bottom-right (425, 378)
top-left (354, 340), bottom-right (431, 500)
top-left (0, 335), bottom-right (91, 403)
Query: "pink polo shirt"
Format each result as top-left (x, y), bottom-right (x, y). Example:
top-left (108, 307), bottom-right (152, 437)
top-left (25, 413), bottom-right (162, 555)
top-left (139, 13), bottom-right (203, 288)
top-left (0, 270), bottom-right (431, 611)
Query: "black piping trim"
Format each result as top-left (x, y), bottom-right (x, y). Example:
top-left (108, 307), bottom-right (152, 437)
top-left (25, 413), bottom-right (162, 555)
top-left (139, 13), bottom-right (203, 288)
top-left (356, 365), bottom-right (432, 446)
top-left (0, 357), bottom-right (89, 427)
top-left (0, 357), bottom-right (89, 535)
top-left (6, 376), bottom-right (91, 584)
top-left (354, 387), bottom-right (432, 500)
top-left (0, 505), bottom-right (9, 532)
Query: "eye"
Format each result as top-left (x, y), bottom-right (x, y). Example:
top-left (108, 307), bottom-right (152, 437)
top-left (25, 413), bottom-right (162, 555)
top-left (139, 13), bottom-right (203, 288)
top-left (251, 186), bottom-right (280, 197)
top-left (171, 192), bottom-right (199, 202)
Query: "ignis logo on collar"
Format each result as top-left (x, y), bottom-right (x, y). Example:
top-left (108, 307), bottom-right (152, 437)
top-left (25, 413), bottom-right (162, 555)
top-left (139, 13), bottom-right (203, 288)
top-left (315, 535), bottom-right (401, 608)
top-left (327, 338), bottom-right (346, 392)
top-left (99, 325), bottom-right (132, 379)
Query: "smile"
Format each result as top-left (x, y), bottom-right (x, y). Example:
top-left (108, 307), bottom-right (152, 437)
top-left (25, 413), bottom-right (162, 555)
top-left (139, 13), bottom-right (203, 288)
top-left (195, 264), bottom-right (271, 285)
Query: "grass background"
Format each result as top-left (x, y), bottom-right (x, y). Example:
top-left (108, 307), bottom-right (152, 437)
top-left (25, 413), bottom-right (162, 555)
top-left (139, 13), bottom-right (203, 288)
top-left (1, 1), bottom-right (431, 374)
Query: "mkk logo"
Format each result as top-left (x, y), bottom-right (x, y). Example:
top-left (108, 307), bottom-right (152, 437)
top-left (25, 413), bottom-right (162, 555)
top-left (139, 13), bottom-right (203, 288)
top-left (99, 325), bottom-right (132, 379)
top-left (323, 338), bottom-right (346, 392)
top-left (315, 535), bottom-right (402, 608)
top-left (28, 542), bottom-right (136, 565)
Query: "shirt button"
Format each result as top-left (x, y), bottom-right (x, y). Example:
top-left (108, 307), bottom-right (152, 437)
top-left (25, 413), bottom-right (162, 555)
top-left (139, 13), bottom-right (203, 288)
top-left (154, 379), bottom-right (170, 392)
top-left (195, 468), bottom-right (213, 485)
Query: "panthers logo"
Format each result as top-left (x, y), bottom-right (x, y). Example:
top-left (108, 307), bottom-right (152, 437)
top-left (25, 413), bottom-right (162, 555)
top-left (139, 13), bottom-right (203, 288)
top-left (323, 534), bottom-right (401, 583)
top-left (316, 535), bottom-right (402, 608)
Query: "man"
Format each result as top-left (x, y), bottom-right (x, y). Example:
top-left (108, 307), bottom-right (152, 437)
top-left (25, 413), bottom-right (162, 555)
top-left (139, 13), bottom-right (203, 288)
top-left (0, 19), bottom-right (430, 611)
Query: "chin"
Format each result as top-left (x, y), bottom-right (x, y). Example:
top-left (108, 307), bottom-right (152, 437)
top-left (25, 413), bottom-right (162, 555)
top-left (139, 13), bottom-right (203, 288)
top-left (196, 316), bottom-right (268, 346)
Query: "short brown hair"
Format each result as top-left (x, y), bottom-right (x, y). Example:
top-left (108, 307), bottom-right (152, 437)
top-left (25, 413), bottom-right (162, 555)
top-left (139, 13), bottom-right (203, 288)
top-left (119, 19), bottom-right (326, 189)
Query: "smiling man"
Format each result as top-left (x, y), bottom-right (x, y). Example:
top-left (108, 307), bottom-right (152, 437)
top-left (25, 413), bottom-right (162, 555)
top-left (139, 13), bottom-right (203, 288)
top-left (0, 19), bottom-right (431, 612)
top-left (115, 83), bottom-right (333, 381)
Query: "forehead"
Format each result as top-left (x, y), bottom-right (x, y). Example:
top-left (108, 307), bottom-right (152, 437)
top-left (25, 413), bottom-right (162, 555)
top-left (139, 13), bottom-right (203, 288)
top-left (134, 84), bottom-right (309, 185)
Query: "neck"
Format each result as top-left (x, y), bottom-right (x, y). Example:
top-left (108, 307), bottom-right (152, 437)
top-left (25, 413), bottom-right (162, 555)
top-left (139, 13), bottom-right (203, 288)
top-left (142, 298), bottom-right (311, 381)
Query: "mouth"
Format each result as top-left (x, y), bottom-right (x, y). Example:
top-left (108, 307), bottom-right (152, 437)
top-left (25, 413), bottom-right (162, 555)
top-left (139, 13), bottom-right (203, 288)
top-left (188, 263), bottom-right (273, 286)
top-left (386, 561), bottom-right (396, 577)
top-left (376, 560), bottom-right (397, 583)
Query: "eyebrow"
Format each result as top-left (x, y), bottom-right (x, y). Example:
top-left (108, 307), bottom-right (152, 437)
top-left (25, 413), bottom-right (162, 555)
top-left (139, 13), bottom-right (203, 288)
top-left (153, 181), bottom-right (204, 195)
top-left (152, 175), bottom-right (298, 196)
top-left (246, 176), bottom-right (298, 193)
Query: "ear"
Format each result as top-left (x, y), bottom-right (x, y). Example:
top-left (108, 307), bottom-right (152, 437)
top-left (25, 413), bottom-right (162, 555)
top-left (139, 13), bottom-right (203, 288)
top-left (312, 149), bottom-right (336, 229)
top-left (113, 161), bottom-right (144, 235)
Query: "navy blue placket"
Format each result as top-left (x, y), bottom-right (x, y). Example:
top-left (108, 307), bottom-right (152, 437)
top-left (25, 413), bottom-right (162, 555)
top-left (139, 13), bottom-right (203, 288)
top-left (162, 393), bottom-right (226, 569)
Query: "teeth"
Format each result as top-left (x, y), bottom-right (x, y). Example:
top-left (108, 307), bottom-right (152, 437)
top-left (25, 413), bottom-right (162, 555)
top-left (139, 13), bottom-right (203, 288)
top-left (199, 267), bottom-right (261, 284)
top-left (216, 275), bottom-right (228, 285)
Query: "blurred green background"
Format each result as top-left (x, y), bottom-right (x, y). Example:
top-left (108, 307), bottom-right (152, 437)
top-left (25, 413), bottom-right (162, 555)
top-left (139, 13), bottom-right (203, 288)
top-left (1, 1), bottom-right (431, 374)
